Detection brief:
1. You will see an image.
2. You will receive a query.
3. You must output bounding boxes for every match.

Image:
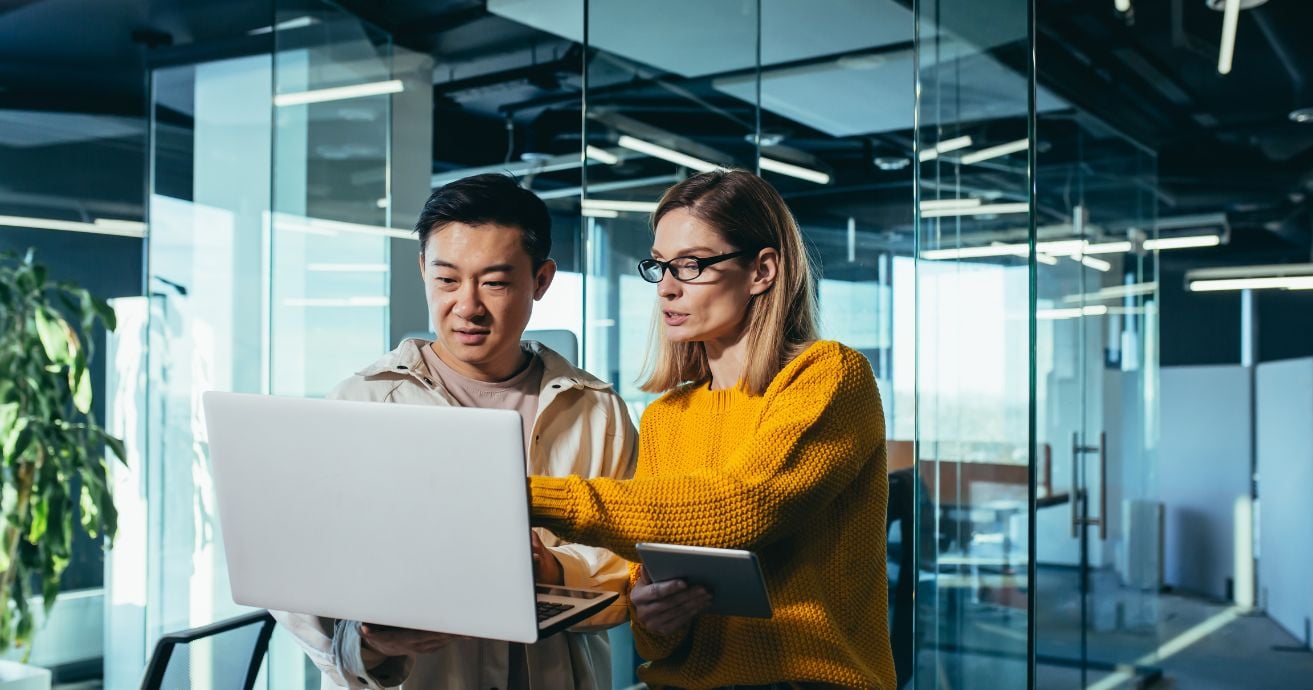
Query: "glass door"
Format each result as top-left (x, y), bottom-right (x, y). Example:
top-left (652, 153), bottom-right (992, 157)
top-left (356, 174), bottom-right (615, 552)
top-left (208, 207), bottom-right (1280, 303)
top-left (1034, 121), bottom-right (1162, 688)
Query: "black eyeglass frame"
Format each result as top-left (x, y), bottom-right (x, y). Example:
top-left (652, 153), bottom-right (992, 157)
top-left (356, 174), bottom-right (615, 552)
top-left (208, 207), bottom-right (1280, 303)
top-left (636, 250), bottom-right (752, 283)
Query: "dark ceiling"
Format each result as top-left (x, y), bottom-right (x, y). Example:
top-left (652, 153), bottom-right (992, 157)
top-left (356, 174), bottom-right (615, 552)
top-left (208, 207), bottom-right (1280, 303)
top-left (0, 0), bottom-right (1310, 268)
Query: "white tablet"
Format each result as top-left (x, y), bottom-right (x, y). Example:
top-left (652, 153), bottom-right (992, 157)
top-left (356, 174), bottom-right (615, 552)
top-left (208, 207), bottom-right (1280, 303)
top-left (635, 543), bottom-right (773, 618)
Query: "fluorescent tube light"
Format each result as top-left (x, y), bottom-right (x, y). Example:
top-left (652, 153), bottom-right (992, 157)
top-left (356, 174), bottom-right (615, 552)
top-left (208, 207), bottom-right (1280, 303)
top-left (760, 157), bottom-right (831, 184)
top-left (94, 218), bottom-right (148, 234)
top-left (581, 208), bottom-right (620, 218)
top-left (918, 135), bottom-right (974, 162)
top-left (616, 135), bottom-right (719, 172)
top-left (1083, 241), bottom-right (1133, 255)
top-left (1077, 255), bottom-right (1113, 272)
top-left (920, 198), bottom-right (982, 211)
top-left (1144, 234), bottom-right (1222, 250)
top-left (0, 214), bottom-right (145, 238)
top-left (585, 146), bottom-right (620, 165)
top-left (960, 139), bottom-right (1029, 165)
top-left (1218, 0), bottom-right (1240, 75)
top-left (1063, 282), bottom-right (1158, 303)
top-left (249, 15), bottom-right (319, 35)
top-left (1036, 253), bottom-right (1059, 265)
top-left (921, 202), bottom-right (1029, 218)
top-left (581, 199), bottom-right (659, 213)
top-left (272, 213), bottom-right (414, 239)
top-left (274, 79), bottom-right (404, 107)
top-left (1038, 305), bottom-right (1109, 320)
top-left (1189, 276), bottom-right (1313, 292)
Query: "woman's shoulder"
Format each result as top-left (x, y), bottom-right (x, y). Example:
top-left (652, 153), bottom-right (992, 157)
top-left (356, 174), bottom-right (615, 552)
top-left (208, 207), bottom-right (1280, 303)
top-left (762, 339), bottom-right (876, 400)
top-left (782, 340), bottom-right (871, 377)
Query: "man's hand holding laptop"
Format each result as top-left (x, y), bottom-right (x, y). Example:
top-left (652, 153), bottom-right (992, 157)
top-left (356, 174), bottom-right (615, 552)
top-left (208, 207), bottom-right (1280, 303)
top-left (357, 529), bottom-right (560, 663)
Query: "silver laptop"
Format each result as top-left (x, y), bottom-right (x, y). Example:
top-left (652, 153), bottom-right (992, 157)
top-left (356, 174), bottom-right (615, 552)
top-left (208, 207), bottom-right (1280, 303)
top-left (201, 391), bottom-right (618, 643)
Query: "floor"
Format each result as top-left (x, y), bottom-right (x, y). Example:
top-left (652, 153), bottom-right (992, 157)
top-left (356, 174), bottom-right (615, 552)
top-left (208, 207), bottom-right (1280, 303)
top-left (919, 566), bottom-right (1313, 689)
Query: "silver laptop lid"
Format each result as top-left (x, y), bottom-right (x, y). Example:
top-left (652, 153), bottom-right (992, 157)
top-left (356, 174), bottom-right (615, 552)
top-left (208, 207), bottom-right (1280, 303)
top-left (202, 391), bottom-right (540, 643)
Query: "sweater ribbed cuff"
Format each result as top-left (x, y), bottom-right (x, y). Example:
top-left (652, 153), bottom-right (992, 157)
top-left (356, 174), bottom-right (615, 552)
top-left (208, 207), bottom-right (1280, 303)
top-left (529, 475), bottom-right (576, 528)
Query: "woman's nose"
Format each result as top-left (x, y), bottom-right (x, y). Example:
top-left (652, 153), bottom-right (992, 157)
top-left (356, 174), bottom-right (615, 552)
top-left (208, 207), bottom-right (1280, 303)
top-left (656, 271), bottom-right (681, 299)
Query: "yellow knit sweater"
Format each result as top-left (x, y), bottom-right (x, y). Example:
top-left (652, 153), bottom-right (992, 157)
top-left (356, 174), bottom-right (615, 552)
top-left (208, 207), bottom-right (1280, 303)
top-left (531, 340), bottom-right (895, 690)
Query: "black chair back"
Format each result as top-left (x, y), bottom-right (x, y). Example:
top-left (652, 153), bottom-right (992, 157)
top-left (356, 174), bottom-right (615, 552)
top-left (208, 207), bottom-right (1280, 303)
top-left (140, 610), bottom-right (275, 690)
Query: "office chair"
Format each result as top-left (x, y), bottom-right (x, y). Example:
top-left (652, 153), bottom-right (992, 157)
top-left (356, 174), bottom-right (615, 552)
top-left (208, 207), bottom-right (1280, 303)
top-left (887, 467), bottom-right (930, 690)
top-left (140, 610), bottom-right (275, 690)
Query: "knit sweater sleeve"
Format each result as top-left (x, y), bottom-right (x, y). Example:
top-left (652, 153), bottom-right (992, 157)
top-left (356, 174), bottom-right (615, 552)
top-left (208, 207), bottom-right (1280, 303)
top-left (529, 345), bottom-right (882, 559)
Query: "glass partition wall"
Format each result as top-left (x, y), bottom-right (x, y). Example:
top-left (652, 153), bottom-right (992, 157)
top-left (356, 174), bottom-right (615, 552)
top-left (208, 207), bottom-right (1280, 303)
top-left (106, 0), bottom-right (1165, 687)
top-left (110, 2), bottom-right (409, 687)
top-left (913, 0), bottom-right (1036, 687)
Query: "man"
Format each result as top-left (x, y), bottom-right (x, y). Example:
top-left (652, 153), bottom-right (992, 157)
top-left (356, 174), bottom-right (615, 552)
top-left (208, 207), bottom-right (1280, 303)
top-left (272, 173), bottom-right (637, 690)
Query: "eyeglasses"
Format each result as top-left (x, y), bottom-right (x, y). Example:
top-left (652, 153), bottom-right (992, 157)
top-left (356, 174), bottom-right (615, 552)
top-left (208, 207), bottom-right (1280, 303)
top-left (637, 250), bottom-right (749, 283)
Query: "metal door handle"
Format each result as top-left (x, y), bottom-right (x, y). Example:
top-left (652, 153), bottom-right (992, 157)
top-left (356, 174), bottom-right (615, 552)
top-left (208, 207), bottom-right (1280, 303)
top-left (1071, 431), bottom-right (1108, 541)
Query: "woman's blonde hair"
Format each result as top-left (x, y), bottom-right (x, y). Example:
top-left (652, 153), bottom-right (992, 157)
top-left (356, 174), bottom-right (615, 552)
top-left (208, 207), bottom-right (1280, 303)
top-left (640, 169), bottom-right (819, 396)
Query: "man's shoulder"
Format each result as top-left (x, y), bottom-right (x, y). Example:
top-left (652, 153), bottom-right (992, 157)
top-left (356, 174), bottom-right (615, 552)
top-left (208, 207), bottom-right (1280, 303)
top-left (326, 372), bottom-right (406, 402)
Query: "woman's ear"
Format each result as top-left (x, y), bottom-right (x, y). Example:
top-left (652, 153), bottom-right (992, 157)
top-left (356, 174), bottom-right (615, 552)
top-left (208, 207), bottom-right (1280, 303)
top-left (749, 248), bottom-right (779, 296)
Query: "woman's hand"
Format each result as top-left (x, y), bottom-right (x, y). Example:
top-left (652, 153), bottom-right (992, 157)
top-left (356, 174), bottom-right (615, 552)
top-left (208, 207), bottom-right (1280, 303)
top-left (631, 566), bottom-right (713, 635)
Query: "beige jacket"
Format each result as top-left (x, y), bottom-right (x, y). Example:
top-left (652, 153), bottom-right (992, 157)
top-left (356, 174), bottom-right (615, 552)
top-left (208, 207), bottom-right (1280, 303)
top-left (272, 339), bottom-right (637, 690)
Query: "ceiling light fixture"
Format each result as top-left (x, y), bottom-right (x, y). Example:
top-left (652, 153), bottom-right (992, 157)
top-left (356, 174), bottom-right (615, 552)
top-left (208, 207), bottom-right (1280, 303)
top-left (1145, 234), bottom-right (1222, 250)
top-left (272, 213), bottom-right (413, 239)
top-left (1077, 255), bottom-right (1113, 272)
top-left (581, 208), bottom-right (620, 218)
top-left (1063, 282), bottom-right (1158, 303)
top-left (1038, 305), bottom-right (1110, 320)
top-left (248, 15), bottom-right (319, 35)
top-left (874, 156), bottom-right (910, 171)
top-left (921, 202), bottom-right (1029, 218)
top-left (920, 198), bottom-right (983, 211)
top-left (616, 135), bottom-right (719, 172)
top-left (1217, 0), bottom-right (1240, 74)
top-left (585, 145), bottom-right (620, 165)
top-left (918, 135), bottom-right (974, 162)
top-left (580, 198), bottom-right (659, 214)
top-left (0, 214), bottom-right (146, 238)
top-left (1186, 262), bottom-right (1313, 292)
top-left (274, 79), bottom-right (404, 107)
top-left (1191, 276), bottom-right (1313, 292)
top-left (759, 157), bottom-right (831, 184)
top-left (960, 138), bottom-right (1029, 165)
top-left (1291, 107), bottom-right (1313, 124)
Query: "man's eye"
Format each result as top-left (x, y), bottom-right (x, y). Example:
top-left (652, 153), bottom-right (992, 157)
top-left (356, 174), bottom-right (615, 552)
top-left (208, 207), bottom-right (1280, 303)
top-left (484, 281), bottom-right (509, 288)
top-left (435, 276), bottom-right (457, 285)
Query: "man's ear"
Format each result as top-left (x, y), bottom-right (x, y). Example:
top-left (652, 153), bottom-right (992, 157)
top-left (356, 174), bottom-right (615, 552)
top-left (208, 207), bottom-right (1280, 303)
top-left (417, 250), bottom-right (425, 279)
top-left (532, 259), bottom-right (557, 300)
top-left (749, 248), bottom-right (778, 296)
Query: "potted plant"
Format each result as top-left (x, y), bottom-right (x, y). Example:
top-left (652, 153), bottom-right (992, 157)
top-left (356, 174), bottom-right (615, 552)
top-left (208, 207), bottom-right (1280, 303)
top-left (0, 249), bottom-right (123, 684)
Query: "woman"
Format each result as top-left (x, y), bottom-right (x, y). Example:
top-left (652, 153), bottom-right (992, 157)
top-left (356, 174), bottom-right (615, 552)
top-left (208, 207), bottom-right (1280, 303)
top-left (531, 170), bottom-right (894, 689)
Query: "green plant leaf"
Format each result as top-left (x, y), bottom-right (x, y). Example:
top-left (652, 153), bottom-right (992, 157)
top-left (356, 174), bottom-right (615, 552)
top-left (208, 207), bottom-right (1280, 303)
top-left (79, 482), bottom-right (99, 538)
top-left (0, 402), bottom-right (17, 445)
top-left (27, 492), bottom-right (47, 544)
top-left (90, 296), bottom-right (116, 332)
top-left (3, 421), bottom-right (31, 461)
top-left (102, 433), bottom-right (127, 466)
top-left (72, 366), bottom-right (92, 415)
top-left (33, 307), bottom-right (70, 365)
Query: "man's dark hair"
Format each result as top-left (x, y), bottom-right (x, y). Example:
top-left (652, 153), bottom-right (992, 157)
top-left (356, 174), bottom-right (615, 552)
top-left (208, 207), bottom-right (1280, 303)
top-left (414, 173), bottom-right (552, 267)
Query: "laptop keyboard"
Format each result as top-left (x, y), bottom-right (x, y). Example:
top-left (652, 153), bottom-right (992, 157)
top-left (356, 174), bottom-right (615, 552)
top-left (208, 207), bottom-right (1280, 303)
top-left (536, 601), bottom-right (572, 622)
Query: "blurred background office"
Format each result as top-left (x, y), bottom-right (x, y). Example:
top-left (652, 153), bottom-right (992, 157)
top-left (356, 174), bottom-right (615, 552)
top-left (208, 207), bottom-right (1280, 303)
top-left (0, 0), bottom-right (1311, 688)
